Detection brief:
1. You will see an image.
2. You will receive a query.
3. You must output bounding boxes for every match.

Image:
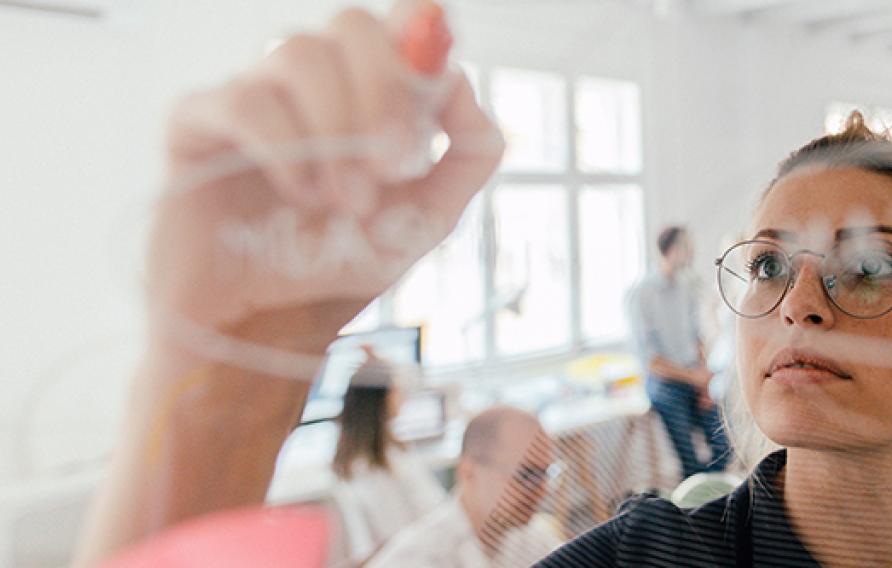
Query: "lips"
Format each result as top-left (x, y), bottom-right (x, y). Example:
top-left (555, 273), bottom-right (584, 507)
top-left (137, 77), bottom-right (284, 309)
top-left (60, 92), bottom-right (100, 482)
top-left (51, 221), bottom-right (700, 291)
top-left (766, 348), bottom-right (852, 380)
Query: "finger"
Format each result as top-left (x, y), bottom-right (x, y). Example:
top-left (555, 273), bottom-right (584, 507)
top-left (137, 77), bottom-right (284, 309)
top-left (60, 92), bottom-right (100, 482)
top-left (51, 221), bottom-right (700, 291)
top-left (262, 34), bottom-right (368, 212)
top-left (387, 0), bottom-right (441, 36)
top-left (401, 70), bottom-right (504, 230)
top-left (389, 0), bottom-right (453, 77)
top-left (326, 7), bottom-right (425, 182)
top-left (167, 75), bottom-right (323, 209)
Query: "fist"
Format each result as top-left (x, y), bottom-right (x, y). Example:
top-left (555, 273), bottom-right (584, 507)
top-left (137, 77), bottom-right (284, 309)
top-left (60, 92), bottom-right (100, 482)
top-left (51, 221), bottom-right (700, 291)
top-left (147, 1), bottom-right (504, 354)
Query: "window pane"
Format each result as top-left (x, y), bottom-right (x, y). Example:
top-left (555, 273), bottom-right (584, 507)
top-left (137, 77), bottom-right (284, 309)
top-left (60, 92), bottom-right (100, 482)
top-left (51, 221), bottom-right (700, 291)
top-left (580, 185), bottom-right (645, 341)
top-left (576, 77), bottom-right (642, 174)
top-left (491, 68), bottom-right (567, 173)
top-left (393, 197), bottom-right (485, 367)
top-left (494, 185), bottom-right (571, 356)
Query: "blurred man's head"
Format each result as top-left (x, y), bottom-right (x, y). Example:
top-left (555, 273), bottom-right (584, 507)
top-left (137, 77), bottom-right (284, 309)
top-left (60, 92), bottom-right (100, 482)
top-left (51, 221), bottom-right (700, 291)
top-left (658, 226), bottom-right (692, 273)
top-left (456, 406), bottom-right (553, 538)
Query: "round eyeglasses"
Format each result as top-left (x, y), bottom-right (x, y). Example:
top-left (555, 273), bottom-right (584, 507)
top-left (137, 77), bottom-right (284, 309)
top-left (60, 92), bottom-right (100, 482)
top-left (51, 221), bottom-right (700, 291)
top-left (715, 239), bottom-right (892, 319)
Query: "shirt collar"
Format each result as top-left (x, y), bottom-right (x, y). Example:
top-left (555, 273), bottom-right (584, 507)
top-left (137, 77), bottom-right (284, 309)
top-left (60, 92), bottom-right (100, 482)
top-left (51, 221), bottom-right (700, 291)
top-left (748, 450), bottom-right (819, 564)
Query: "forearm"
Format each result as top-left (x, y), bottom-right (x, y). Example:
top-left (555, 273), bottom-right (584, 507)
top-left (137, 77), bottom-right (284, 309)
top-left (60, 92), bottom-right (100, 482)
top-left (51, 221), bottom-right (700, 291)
top-left (74, 301), bottom-right (366, 566)
top-left (648, 355), bottom-right (695, 385)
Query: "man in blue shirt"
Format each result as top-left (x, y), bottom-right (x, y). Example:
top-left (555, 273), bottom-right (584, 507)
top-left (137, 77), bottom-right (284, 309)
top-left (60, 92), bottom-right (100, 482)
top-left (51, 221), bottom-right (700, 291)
top-left (628, 226), bottom-right (730, 479)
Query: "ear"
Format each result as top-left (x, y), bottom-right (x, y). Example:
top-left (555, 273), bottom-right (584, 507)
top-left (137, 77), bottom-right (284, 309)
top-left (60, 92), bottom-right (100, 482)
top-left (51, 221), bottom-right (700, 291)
top-left (456, 457), bottom-right (474, 486)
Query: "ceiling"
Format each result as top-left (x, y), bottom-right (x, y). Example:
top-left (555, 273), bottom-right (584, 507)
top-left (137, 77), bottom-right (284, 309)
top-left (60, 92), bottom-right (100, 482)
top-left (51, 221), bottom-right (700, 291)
top-left (689, 0), bottom-right (892, 51)
top-left (0, 1), bottom-right (107, 19)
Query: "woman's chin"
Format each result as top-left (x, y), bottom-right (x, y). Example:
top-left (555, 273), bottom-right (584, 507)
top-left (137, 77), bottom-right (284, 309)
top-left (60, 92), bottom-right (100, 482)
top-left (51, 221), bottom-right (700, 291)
top-left (754, 403), bottom-right (843, 450)
top-left (757, 409), bottom-right (891, 452)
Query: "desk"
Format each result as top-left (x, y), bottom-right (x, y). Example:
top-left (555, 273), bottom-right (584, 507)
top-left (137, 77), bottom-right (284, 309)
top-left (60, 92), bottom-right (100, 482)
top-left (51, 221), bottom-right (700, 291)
top-left (541, 393), bottom-right (681, 537)
top-left (266, 389), bottom-right (680, 539)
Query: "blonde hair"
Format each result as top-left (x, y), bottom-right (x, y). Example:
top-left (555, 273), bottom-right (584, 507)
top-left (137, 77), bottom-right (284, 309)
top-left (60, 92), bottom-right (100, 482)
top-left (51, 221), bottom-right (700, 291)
top-left (725, 111), bottom-right (892, 470)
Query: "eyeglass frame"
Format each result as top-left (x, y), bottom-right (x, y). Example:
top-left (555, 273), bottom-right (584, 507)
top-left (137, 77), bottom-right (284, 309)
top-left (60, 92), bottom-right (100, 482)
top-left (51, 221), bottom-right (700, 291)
top-left (714, 238), bottom-right (892, 320)
top-left (474, 457), bottom-right (564, 488)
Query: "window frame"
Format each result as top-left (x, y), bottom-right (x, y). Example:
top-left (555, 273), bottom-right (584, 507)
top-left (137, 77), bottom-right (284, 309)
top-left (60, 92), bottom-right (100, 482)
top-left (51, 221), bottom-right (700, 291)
top-left (369, 64), bottom-right (647, 377)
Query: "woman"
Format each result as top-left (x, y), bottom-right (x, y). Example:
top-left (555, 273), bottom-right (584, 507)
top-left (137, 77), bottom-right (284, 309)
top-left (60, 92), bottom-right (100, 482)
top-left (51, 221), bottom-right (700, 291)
top-left (77, 3), bottom-right (891, 566)
top-left (330, 356), bottom-right (445, 563)
top-left (538, 112), bottom-right (892, 566)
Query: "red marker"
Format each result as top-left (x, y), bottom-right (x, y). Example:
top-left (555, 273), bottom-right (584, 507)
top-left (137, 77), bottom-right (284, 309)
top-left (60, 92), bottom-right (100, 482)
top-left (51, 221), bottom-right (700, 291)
top-left (400, 2), bottom-right (453, 77)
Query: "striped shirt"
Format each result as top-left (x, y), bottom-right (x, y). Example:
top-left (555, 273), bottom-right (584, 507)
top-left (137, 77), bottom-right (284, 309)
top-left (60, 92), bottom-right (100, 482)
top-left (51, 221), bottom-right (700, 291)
top-left (535, 450), bottom-right (819, 567)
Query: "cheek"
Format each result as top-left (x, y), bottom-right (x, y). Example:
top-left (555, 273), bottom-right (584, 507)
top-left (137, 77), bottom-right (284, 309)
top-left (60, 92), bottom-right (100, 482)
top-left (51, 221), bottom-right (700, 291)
top-left (736, 319), bottom-right (765, 401)
top-left (477, 476), bottom-right (501, 512)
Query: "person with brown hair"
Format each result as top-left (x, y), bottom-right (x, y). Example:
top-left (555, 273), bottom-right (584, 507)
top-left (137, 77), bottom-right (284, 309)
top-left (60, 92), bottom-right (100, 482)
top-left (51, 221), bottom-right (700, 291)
top-left (329, 357), bottom-right (445, 563)
top-left (538, 111), bottom-right (892, 566)
top-left (627, 225), bottom-right (731, 480)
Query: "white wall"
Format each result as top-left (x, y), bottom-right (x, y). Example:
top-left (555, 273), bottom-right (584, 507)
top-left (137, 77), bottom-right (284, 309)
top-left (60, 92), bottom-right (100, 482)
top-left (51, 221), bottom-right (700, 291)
top-left (3, 0), bottom-right (892, 539)
top-left (0, 0), bottom-right (380, 486)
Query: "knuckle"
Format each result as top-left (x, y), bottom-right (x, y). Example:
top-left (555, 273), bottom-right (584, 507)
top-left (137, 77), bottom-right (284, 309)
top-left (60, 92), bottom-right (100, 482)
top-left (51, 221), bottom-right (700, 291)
top-left (328, 7), bottom-right (379, 34)
top-left (273, 34), bottom-right (336, 67)
top-left (223, 76), bottom-right (282, 117)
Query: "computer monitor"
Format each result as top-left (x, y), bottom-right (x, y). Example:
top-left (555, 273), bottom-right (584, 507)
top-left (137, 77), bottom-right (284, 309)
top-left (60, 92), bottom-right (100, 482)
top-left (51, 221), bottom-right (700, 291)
top-left (300, 326), bottom-right (422, 425)
top-left (391, 390), bottom-right (446, 442)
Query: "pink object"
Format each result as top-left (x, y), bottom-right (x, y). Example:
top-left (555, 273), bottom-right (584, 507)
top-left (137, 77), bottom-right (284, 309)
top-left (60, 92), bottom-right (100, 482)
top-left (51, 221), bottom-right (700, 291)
top-left (103, 506), bottom-right (330, 568)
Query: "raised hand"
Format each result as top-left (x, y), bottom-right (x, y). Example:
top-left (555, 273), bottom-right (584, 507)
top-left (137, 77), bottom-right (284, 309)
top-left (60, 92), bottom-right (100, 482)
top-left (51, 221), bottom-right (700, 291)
top-left (150, 0), bottom-right (503, 367)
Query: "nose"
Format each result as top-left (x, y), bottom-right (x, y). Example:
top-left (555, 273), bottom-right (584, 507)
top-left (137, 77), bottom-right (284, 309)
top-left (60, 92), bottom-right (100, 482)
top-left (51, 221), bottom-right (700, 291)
top-left (779, 258), bottom-right (836, 329)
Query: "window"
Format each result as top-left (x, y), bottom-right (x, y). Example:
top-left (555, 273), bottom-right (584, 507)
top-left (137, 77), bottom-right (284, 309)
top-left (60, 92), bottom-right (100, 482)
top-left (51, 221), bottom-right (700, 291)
top-left (491, 68), bottom-right (568, 173)
top-left (576, 78), bottom-right (642, 175)
top-left (393, 197), bottom-right (487, 367)
top-left (362, 66), bottom-right (645, 370)
top-left (579, 185), bottom-right (644, 341)
top-left (493, 185), bottom-right (571, 356)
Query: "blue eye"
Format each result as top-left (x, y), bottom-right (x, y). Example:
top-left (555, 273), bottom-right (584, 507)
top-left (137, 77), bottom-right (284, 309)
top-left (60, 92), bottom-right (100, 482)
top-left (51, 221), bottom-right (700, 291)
top-left (747, 252), bottom-right (788, 281)
top-left (847, 252), bottom-right (892, 280)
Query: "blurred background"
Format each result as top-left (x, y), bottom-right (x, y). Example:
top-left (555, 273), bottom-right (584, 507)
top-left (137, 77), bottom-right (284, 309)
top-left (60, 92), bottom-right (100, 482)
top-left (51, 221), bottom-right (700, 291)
top-left (2, 0), bottom-right (892, 565)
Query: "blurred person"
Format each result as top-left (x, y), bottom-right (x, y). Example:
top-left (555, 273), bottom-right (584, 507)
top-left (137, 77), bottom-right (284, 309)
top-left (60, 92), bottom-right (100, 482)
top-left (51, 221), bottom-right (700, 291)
top-left (627, 226), bottom-right (730, 479)
top-left (367, 406), bottom-right (561, 567)
top-left (330, 353), bottom-right (445, 563)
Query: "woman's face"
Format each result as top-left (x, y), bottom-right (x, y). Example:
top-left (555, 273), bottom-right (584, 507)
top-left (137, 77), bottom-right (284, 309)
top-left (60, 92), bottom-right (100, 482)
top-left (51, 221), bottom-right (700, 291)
top-left (739, 166), bottom-right (892, 452)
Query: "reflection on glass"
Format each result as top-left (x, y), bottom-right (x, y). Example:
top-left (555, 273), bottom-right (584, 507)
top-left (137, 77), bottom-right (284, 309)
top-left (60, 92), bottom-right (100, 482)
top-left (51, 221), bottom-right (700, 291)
top-left (394, 196), bottom-right (485, 367)
top-left (575, 77), bottom-right (642, 175)
top-left (491, 68), bottom-right (567, 173)
top-left (494, 185), bottom-right (570, 356)
top-left (579, 185), bottom-right (644, 341)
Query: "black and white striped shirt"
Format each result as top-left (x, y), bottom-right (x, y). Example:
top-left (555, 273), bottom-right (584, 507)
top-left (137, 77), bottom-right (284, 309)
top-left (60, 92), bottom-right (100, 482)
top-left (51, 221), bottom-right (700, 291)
top-left (535, 450), bottom-right (819, 567)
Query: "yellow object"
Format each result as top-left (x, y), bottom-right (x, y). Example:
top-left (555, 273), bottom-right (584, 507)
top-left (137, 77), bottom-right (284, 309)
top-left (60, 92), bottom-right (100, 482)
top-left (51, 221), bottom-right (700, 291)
top-left (565, 353), bottom-right (641, 390)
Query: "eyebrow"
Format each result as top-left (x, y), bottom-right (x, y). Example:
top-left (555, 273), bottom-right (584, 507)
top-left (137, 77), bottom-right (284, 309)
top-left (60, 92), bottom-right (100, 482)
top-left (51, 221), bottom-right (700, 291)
top-left (751, 228), bottom-right (797, 241)
top-left (836, 226), bottom-right (892, 240)
top-left (752, 226), bottom-right (892, 243)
